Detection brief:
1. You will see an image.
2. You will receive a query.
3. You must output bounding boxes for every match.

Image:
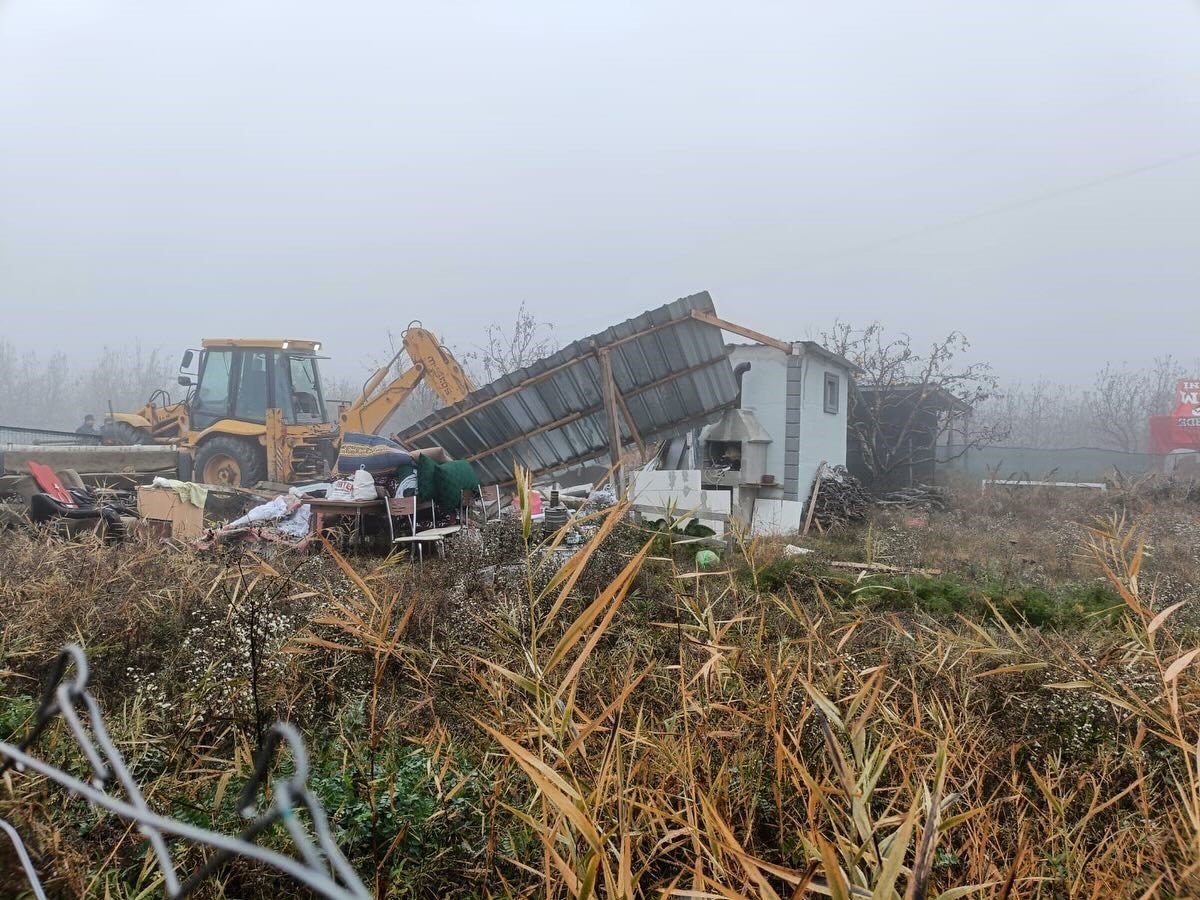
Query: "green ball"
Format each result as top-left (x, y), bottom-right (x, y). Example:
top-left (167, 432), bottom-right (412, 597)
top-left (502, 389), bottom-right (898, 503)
top-left (695, 549), bottom-right (720, 570)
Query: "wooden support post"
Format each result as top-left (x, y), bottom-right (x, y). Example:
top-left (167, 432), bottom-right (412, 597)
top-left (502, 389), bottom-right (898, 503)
top-left (802, 460), bottom-right (827, 536)
top-left (616, 392), bottom-right (645, 458)
top-left (598, 349), bottom-right (624, 496)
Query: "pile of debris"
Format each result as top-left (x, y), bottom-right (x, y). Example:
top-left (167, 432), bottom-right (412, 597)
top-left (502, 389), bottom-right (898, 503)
top-left (876, 484), bottom-right (948, 511)
top-left (808, 465), bottom-right (871, 530)
top-left (0, 463), bottom-right (139, 540)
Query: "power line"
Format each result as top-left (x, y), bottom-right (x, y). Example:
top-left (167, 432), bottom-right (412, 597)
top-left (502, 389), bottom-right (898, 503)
top-left (792, 144), bottom-right (1200, 270)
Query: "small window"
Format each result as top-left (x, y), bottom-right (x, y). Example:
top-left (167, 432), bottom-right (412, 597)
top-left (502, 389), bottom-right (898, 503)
top-left (823, 372), bottom-right (840, 414)
top-left (286, 354), bottom-right (327, 423)
top-left (191, 350), bottom-right (233, 429)
top-left (234, 351), bottom-right (270, 422)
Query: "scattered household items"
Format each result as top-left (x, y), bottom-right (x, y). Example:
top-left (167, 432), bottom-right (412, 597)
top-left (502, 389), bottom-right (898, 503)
top-left (583, 488), bottom-right (618, 511)
top-left (24, 461), bottom-right (136, 540)
top-left (415, 453), bottom-right (481, 512)
top-left (397, 292), bottom-right (740, 488)
top-left (694, 549), bottom-right (721, 570)
top-left (335, 433), bottom-right (414, 476)
top-left (138, 481), bottom-right (206, 541)
top-left (224, 495), bottom-right (305, 531)
top-left (783, 544), bottom-right (813, 556)
top-left (543, 486), bottom-right (570, 533)
top-left (191, 445), bottom-right (484, 555)
top-left (304, 494), bottom-right (388, 549)
top-left (327, 479), bottom-right (355, 501)
top-left (351, 468), bottom-right (377, 501)
top-left (150, 476), bottom-right (209, 508)
top-left (390, 521), bottom-right (463, 559)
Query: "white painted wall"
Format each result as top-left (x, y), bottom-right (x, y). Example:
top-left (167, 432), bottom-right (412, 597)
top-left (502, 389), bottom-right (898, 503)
top-left (794, 350), bottom-right (849, 505)
top-left (727, 345), bottom-right (788, 484)
top-left (723, 343), bottom-right (852, 514)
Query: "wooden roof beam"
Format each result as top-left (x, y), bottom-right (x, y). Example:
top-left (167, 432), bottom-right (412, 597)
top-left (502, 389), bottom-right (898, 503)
top-left (689, 310), bottom-right (793, 354)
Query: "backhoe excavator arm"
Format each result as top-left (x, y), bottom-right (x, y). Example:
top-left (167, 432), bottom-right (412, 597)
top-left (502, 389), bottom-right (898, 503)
top-left (340, 364), bottom-right (424, 435)
top-left (338, 326), bottom-right (474, 436)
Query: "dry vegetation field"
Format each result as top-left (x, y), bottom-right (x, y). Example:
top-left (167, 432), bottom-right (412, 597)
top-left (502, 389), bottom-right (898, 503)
top-left (1, 480), bottom-right (1199, 898)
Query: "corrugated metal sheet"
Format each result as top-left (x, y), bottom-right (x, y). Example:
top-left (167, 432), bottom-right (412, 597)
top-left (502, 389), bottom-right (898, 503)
top-left (398, 292), bottom-right (738, 484)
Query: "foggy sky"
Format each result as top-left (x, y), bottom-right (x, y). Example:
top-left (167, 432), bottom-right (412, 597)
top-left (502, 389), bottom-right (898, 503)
top-left (2, 1), bottom-right (1199, 385)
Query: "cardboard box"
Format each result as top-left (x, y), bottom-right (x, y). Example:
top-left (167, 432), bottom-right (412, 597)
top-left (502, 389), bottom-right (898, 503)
top-left (137, 486), bottom-right (205, 541)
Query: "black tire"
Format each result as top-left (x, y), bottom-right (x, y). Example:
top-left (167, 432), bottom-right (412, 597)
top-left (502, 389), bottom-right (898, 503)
top-left (193, 436), bottom-right (266, 488)
top-left (101, 421), bottom-right (148, 445)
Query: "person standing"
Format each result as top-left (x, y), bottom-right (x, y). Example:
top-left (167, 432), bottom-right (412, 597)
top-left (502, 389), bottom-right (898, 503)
top-left (75, 414), bottom-right (98, 436)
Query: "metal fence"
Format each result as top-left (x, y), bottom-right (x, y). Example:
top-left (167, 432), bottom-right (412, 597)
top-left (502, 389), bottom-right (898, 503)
top-left (951, 445), bottom-right (1162, 482)
top-left (0, 644), bottom-right (368, 899)
top-left (0, 424), bottom-right (101, 447)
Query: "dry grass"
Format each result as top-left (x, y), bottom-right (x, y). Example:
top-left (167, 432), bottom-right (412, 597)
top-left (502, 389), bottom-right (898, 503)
top-left (0, 487), bottom-right (1198, 898)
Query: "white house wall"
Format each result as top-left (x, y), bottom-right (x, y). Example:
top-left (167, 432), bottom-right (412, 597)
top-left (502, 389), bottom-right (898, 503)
top-left (728, 345), bottom-right (789, 489)
top-left (794, 354), bottom-right (849, 505)
top-left (728, 343), bottom-right (850, 507)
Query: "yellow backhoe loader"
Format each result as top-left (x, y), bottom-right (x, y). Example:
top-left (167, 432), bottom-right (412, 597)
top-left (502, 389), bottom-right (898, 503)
top-left (105, 325), bottom-right (472, 487)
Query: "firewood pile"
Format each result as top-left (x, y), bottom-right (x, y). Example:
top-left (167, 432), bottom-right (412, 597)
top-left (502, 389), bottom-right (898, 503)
top-left (810, 465), bottom-right (871, 529)
top-left (876, 484), bottom-right (948, 511)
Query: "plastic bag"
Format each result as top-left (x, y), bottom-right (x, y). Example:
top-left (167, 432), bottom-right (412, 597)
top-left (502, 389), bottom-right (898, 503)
top-left (328, 479), bottom-right (354, 501)
top-left (351, 467), bottom-right (377, 501)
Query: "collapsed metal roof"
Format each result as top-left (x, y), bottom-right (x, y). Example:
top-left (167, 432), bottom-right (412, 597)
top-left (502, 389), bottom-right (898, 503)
top-left (397, 292), bottom-right (738, 484)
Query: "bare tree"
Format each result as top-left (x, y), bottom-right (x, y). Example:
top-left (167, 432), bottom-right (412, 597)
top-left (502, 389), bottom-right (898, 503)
top-left (462, 301), bottom-right (556, 384)
top-left (823, 322), bottom-right (1007, 485)
top-left (77, 345), bottom-right (175, 422)
top-left (975, 378), bottom-right (1094, 449)
top-left (1084, 356), bottom-right (1184, 452)
top-left (0, 342), bottom-right (172, 430)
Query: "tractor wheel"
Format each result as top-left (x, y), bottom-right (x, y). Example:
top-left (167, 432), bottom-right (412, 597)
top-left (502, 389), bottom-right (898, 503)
top-left (193, 436), bottom-right (266, 488)
top-left (101, 421), bottom-right (148, 445)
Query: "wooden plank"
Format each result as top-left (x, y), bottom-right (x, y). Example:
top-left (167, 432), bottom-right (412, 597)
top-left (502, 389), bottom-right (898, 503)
top-left (829, 560), bottom-right (943, 577)
top-left (598, 348), bottom-right (624, 495)
top-left (615, 391), bottom-right (645, 457)
top-left (802, 461), bottom-right (827, 535)
top-left (689, 310), bottom-right (792, 353)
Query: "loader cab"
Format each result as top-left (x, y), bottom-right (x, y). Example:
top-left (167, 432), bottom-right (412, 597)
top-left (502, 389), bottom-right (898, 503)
top-left (189, 340), bottom-right (331, 430)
